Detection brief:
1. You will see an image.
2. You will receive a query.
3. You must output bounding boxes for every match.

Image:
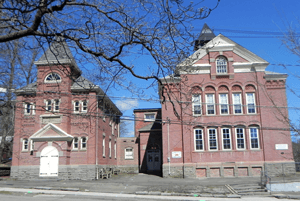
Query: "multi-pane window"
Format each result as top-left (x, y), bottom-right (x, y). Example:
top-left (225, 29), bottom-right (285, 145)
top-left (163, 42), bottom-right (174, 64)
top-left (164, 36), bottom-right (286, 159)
top-left (45, 73), bottom-right (61, 83)
top-left (250, 127), bottom-right (259, 149)
top-left (30, 140), bottom-right (34, 151)
top-left (109, 140), bottom-right (112, 158)
top-left (125, 148), bottom-right (133, 159)
top-left (81, 137), bottom-right (87, 149)
top-left (46, 100), bottom-right (52, 111)
top-left (24, 103), bottom-right (35, 115)
top-left (236, 128), bottom-right (245, 150)
top-left (216, 56), bottom-right (227, 74)
top-left (74, 101), bottom-right (80, 112)
top-left (82, 100), bottom-right (88, 113)
top-left (114, 143), bottom-right (117, 159)
top-left (222, 128), bottom-right (231, 150)
top-left (219, 94), bottom-right (228, 114)
top-left (206, 94), bottom-right (215, 115)
top-left (192, 94), bottom-right (201, 115)
top-left (246, 93), bottom-right (256, 114)
top-left (22, 138), bottom-right (28, 151)
top-left (233, 93), bottom-right (242, 114)
top-left (194, 129), bottom-right (204, 151)
top-left (54, 99), bottom-right (60, 112)
top-left (208, 128), bottom-right (217, 150)
top-left (144, 113), bottom-right (155, 121)
top-left (73, 137), bottom-right (79, 149)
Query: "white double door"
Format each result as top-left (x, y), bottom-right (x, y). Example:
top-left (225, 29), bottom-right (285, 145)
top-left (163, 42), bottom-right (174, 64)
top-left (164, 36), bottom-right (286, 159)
top-left (40, 146), bottom-right (59, 177)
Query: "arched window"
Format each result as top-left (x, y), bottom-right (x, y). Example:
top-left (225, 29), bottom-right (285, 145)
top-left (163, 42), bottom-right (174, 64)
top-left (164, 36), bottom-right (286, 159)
top-left (45, 73), bottom-right (61, 83)
top-left (216, 56), bottom-right (227, 74)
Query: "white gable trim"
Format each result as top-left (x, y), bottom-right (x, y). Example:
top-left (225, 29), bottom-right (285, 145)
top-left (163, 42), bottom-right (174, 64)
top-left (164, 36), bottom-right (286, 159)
top-left (29, 123), bottom-right (73, 142)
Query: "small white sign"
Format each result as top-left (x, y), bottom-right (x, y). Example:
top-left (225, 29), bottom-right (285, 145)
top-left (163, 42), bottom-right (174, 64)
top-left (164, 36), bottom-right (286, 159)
top-left (275, 144), bottom-right (288, 150)
top-left (172, 151), bottom-right (182, 158)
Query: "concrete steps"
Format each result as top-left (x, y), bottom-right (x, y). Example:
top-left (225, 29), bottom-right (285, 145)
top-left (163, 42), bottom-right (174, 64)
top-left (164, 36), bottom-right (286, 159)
top-left (227, 183), bottom-right (270, 196)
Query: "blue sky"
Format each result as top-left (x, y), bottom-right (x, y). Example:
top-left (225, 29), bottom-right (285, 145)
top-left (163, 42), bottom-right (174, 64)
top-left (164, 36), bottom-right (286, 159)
top-left (110, 0), bottom-right (300, 137)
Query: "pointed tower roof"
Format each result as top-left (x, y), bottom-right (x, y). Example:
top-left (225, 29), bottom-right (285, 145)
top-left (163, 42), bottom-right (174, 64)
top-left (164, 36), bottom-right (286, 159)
top-left (194, 23), bottom-right (216, 51)
top-left (34, 39), bottom-right (81, 75)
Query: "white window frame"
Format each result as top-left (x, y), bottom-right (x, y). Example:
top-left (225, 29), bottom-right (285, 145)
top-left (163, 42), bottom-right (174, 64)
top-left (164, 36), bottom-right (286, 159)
top-left (82, 100), bottom-right (88, 113)
top-left (192, 94), bottom-right (201, 116)
top-left (144, 113), bottom-right (155, 121)
top-left (208, 128), bottom-right (218, 151)
top-left (81, 137), bottom-right (87, 150)
top-left (44, 72), bottom-right (61, 83)
top-left (194, 129), bottom-right (204, 151)
top-left (109, 140), bottom-right (112, 158)
top-left (246, 93), bottom-right (256, 114)
top-left (206, 94), bottom-right (215, 115)
top-left (221, 128), bottom-right (231, 150)
top-left (233, 93), bottom-right (243, 114)
top-left (219, 94), bottom-right (229, 115)
top-left (22, 138), bottom-right (28, 151)
top-left (30, 140), bottom-right (34, 151)
top-left (112, 122), bottom-right (115, 136)
top-left (125, 147), bottom-right (134, 159)
top-left (46, 99), bottom-right (52, 112)
top-left (53, 99), bottom-right (60, 112)
top-left (216, 56), bottom-right (227, 74)
top-left (235, 128), bottom-right (245, 150)
top-left (24, 102), bottom-right (35, 115)
top-left (73, 137), bottom-right (79, 150)
top-left (249, 127), bottom-right (260, 149)
top-left (74, 100), bottom-right (80, 113)
top-left (114, 142), bottom-right (117, 159)
top-left (103, 138), bottom-right (105, 157)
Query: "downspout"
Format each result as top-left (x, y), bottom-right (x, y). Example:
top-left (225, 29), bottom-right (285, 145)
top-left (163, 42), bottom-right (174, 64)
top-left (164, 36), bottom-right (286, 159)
top-left (96, 105), bottom-right (99, 179)
top-left (167, 117), bottom-right (170, 175)
top-left (180, 82), bottom-right (185, 178)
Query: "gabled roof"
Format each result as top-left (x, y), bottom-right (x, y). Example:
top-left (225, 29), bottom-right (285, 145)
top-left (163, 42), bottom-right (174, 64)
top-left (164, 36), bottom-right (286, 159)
top-left (34, 39), bottom-right (81, 75)
top-left (30, 123), bottom-right (73, 142)
top-left (71, 76), bottom-right (99, 91)
top-left (178, 34), bottom-right (269, 72)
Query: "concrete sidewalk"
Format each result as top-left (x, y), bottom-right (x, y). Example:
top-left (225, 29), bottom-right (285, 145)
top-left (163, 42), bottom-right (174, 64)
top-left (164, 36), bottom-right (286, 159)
top-left (0, 173), bottom-right (299, 199)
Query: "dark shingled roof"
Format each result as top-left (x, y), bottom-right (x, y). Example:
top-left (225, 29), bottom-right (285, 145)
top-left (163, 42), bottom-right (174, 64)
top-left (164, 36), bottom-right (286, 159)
top-left (194, 23), bottom-right (216, 51)
top-left (35, 39), bottom-right (81, 75)
top-left (71, 76), bottom-right (99, 91)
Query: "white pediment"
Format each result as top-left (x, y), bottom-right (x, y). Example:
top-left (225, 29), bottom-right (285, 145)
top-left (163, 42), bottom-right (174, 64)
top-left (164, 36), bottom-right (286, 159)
top-left (29, 123), bottom-right (73, 142)
top-left (178, 34), bottom-right (269, 72)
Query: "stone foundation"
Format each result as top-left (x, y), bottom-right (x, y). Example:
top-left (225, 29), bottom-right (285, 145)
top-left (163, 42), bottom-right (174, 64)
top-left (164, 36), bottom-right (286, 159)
top-left (264, 162), bottom-right (296, 176)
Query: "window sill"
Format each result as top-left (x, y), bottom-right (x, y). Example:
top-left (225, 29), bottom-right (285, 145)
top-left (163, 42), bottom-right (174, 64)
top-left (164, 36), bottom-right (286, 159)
top-left (125, 158), bottom-right (134, 160)
top-left (21, 150), bottom-right (28, 153)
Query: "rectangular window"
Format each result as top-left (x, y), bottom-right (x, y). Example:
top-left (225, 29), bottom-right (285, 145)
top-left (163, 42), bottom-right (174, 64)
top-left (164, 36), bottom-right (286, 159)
top-left (219, 94), bottom-right (229, 114)
top-left (25, 103), bottom-right (31, 115)
top-left (250, 128), bottom-right (259, 149)
top-left (236, 128), bottom-right (245, 150)
top-left (46, 100), bottom-right (52, 111)
top-left (125, 148), bottom-right (133, 159)
top-left (74, 101), bottom-right (80, 113)
top-left (112, 122), bottom-right (114, 136)
top-left (114, 143), bottom-right (117, 159)
top-left (194, 129), bottom-right (204, 151)
top-left (192, 94), bottom-right (201, 116)
top-left (103, 138), bottom-right (105, 157)
top-left (82, 100), bottom-right (88, 113)
top-left (81, 137), bottom-right (87, 149)
top-left (208, 128), bottom-right (217, 150)
top-left (144, 113), bottom-right (155, 121)
top-left (22, 139), bottom-right (28, 151)
top-left (246, 93), bottom-right (256, 114)
top-left (222, 128), bottom-right (231, 150)
top-left (206, 94), bottom-right (215, 115)
top-left (73, 137), bottom-right (79, 149)
top-left (233, 93), bottom-right (242, 114)
top-left (54, 99), bottom-right (60, 112)
top-left (30, 140), bottom-right (34, 151)
top-left (109, 140), bottom-right (112, 158)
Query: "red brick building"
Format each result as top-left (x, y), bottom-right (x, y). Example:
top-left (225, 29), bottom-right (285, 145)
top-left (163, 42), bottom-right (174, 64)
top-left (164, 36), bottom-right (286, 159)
top-left (11, 40), bottom-right (122, 180)
top-left (160, 24), bottom-right (294, 178)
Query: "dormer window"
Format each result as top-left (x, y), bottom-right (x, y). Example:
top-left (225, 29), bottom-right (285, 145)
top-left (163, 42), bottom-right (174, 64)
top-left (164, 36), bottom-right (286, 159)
top-left (45, 72), bottom-right (61, 83)
top-left (144, 113), bottom-right (155, 121)
top-left (216, 56), bottom-right (227, 74)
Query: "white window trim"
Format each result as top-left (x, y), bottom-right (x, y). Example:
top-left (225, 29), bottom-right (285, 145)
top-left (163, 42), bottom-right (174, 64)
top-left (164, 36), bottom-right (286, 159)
top-left (73, 137), bottom-right (79, 150)
top-left (216, 56), bottom-right (228, 74)
top-left (81, 137), bottom-right (88, 150)
top-left (103, 138), bottom-right (106, 157)
top-left (221, 128), bottom-right (232, 150)
top-left (125, 147), bottom-right (134, 159)
top-left (44, 72), bottom-right (62, 83)
top-left (235, 128), bottom-right (246, 150)
top-left (53, 99), bottom-right (60, 112)
top-left (192, 94), bottom-right (202, 116)
top-left (144, 113), bottom-right (156, 121)
top-left (233, 93), bottom-right (243, 114)
top-left (114, 142), bottom-right (117, 159)
top-left (81, 100), bottom-right (88, 113)
top-left (73, 100), bottom-right (80, 113)
top-left (219, 94), bottom-right (229, 115)
top-left (246, 93), bottom-right (256, 114)
top-left (109, 140), bottom-right (112, 158)
top-left (206, 94), bottom-right (215, 115)
top-left (112, 122), bottom-right (115, 136)
top-left (208, 128), bottom-right (218, 151)
top-left (22, 138), bottom-right (28, 151)
top-left (30, 140), bottom-right (34, 151)
top-left (249, 127), bottom-right (260, 150)
top-left (24, 102), bottom-right (35, 115)
top-left (45, 99), bottom-right (52, 112)
top-left (194, 128), bottom-right (204, 151)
